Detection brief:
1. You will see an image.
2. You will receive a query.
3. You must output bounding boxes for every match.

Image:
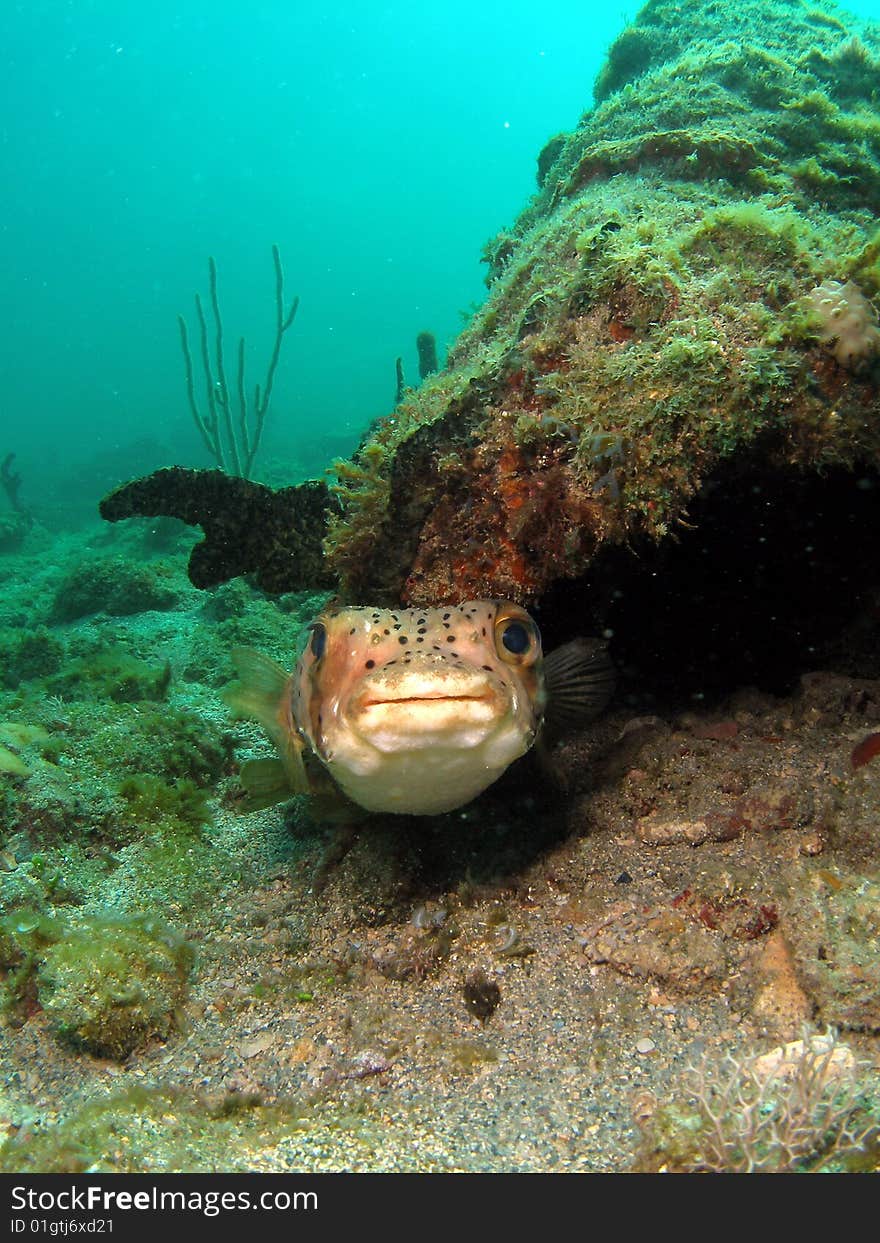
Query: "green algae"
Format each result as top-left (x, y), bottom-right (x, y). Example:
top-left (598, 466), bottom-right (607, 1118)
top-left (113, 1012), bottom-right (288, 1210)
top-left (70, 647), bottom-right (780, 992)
top-left (116, 774), bottom-right (213, 836)
top-left (49, 557), bottom-right (179, 624)
top-left (0, 492), bottom-right (313, 1103)
top-left (43, 647), bottom-right (172, 704)
top-left (324, 0), bottom-right (880, 605)
top-left (0, 691), bottom-right (230, 870)
top-left (0, 744), bottom-right (29, 777)
top-left (0, 626), bottom-right (64, 688)
top-left (0, 1087), bottom-right (308, 1174)
top-left (121, 833), bottom-right (251, 911)
top-left (0, 906), bottom-right (61, 1016)
top-left (2, 907), bottom-right (193, 1061)
top-left (35, 912), bottom-right (193, 1059)
top-left (100, 702), bottom-right (229, 783)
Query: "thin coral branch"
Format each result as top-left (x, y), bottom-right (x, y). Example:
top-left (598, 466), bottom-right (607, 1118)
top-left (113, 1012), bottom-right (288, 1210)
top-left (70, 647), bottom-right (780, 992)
top-left (236, 336), bottom-right (248, 462)
top-left (193, 292), bottom-right (226, 471)
top-left (178, 248), bottom-right (299, 479)
top-left (244, 244), bottom-right (299, 477)
top-left (208, 256), bottom-right (241, 476)
top-left (674, 1031), bottom-right (878, 1173)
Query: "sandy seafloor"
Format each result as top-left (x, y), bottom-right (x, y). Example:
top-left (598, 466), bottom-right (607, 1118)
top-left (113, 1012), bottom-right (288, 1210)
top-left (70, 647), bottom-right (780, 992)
top-left (0, 514), bottom-right (878, 1174)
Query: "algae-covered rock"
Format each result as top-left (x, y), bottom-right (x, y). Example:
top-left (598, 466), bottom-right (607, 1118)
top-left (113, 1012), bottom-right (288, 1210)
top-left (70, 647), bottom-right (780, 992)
top-left (115, 773), bottom-right (213, 835)
top-left (37, 913), bottom-right (193, 1059)
top-left (0, 745), bottom-right (30, 777)
top-left (786, 874), bottom-right (880, 1032)
top-left (0, 626), bottom-right (64, 688)
top-left (0, 1087), bottom-right (307, 1174)
top-left (100, 0), bottom-right (880, 626)
top-left (49, 557), bottom-right (178, 623)
top-left (0, 907), bottom-right (62, 1016)
top-left (325, 0), bottom-right (880, 605)
top-left (42, 647), bottom-right (172, 704)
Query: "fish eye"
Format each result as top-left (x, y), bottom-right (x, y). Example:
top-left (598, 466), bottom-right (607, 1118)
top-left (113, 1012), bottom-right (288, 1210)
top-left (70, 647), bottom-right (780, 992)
top-left (501, 621), bottom-right (530, 654)
top-left (309, 622), bottom-right (327, 660)
top-left (494, 607), bottom-right (540, 666)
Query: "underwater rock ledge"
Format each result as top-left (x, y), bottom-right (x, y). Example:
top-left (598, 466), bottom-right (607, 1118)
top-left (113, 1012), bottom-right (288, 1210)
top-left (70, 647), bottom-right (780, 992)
top-left (102, 0), bottom-right (880, 619)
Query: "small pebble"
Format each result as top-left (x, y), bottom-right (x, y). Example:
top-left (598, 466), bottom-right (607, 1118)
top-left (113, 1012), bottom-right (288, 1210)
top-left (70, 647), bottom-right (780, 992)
top-left (799, 831), bottom-right (825, 857)
top-left (635, 1037), bottom-right (656, 1055)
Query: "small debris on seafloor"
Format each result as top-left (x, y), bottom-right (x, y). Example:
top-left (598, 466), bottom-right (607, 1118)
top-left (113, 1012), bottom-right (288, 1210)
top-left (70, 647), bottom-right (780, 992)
top-left (462, 970), bottom-right (502, 1022)
top-left (851, 731), bottom-right (880, 769)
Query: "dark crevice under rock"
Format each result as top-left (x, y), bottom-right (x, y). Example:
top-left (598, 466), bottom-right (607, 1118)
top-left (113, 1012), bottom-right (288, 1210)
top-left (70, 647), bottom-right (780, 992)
top-left (537, 462), bottom-right (880, 707)
top-left (101, 458), bottom-right (880, 710)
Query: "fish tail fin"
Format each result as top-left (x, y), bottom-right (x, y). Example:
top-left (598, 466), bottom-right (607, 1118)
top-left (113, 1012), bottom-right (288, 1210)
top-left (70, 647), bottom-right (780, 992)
top-left (223, 647), bottom-right (310, 796)
top-left (544, 638), bottom-right (615, 732)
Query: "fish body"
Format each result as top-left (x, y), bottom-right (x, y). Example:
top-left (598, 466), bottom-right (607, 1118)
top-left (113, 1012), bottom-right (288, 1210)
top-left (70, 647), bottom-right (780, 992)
top-left (225, 599), bottom-right (613, 816)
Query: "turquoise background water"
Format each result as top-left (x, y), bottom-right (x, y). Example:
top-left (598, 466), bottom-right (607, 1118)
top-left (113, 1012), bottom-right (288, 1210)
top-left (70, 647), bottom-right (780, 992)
top-left (2, 1), bottom-right (879, 514)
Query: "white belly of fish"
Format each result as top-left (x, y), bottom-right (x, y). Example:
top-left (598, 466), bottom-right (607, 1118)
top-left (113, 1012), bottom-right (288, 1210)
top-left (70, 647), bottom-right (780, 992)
top-left (324, 716), bottom-right (534, 815)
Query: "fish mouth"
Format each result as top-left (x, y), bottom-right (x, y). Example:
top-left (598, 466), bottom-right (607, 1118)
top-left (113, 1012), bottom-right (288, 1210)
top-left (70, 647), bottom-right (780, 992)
top-left (356, 692), bottom-right (500, 723)
top-left (354, 666), bottom-right (501, 708)
top-left (348, 672), bottom-right (508, 749)
top-left (359, 691), bottom-right (493, 706)
top-left (352, 700), bottom-right (503, 751)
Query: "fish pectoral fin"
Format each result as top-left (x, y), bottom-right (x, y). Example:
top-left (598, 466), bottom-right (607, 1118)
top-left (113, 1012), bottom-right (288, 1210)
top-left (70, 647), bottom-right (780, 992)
top-left (237, 757), bottom-right (301, 811)
top-left (222, 647), bottom-right (289, 730)
top-left (278, 732), bottom-right (311, 796)
top-left (544, 638), bottom-right (616, 733)
top-left (223, 646), bottom-right (310, 796)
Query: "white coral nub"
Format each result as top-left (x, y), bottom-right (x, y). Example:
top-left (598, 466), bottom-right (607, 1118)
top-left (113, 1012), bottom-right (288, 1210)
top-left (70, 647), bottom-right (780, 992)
top-left (804, 278), bottom-right (880, 367)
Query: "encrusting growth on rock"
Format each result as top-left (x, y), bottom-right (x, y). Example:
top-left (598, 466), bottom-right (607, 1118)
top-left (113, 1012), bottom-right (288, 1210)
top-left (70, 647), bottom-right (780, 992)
top-left (102, 0), bottom-right (880, 617)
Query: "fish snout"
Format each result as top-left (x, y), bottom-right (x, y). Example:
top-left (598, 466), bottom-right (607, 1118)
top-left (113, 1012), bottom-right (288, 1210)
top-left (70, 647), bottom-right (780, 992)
top-left (346, 660), bottom-right (511, 749)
